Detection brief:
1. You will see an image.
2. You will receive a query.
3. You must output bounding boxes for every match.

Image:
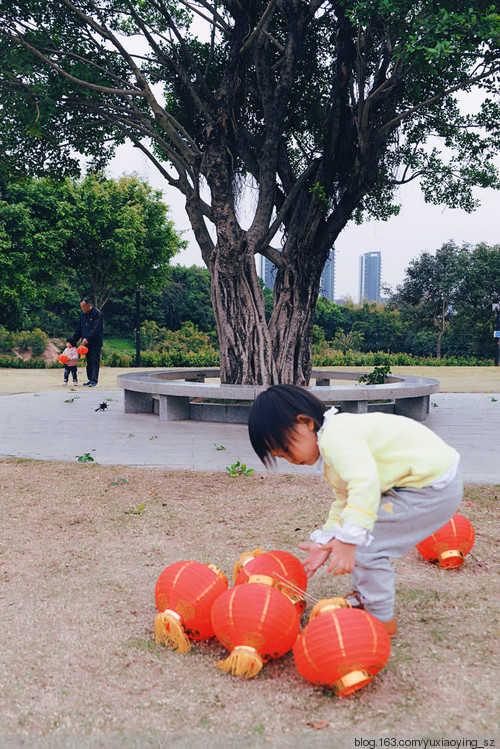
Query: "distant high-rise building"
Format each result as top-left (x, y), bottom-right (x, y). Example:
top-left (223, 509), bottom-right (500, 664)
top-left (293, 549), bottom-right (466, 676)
top-left (320, 247), bottom-right (336, 302)
top-left (259, 249), bottom-right (336, 300)
top-left (359, 251), bottom-right (381, 303)
top-left (258, 254), bottom-right (278, 290)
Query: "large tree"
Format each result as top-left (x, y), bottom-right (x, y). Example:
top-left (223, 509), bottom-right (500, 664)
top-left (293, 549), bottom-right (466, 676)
top-left (59, 173), bottom-right (185, 308)
top-left (449, 241), bottom-right (500, 358)
top-left (1, 1), bottom-right (499, 382)
top-left (0, 177), bottom-right (70, 328)
top-left (0, 174), bottom-right (184, 325)
top-left (387, 241), bottom-right (500, 358)
top-left (386, 241), bottom-right (468, 357)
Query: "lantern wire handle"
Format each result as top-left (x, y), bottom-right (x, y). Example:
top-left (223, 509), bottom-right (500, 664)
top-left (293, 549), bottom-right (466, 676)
top-left (469, 552), bottom-right (486, 568)
top-left (272, 573), bottom-right (321, 605)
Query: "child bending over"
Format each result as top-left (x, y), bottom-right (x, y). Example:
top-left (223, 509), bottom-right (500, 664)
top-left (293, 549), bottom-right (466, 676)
top-left (248, 384), bottom-right (462, 636)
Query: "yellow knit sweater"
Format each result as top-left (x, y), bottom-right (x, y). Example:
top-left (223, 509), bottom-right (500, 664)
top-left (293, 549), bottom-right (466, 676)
top-left (318, 411), bottom-right (458, 533)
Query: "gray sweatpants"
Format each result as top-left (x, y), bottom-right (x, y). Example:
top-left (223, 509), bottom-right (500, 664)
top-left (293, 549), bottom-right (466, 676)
top-left (350, 469), bottom-right (463, 622)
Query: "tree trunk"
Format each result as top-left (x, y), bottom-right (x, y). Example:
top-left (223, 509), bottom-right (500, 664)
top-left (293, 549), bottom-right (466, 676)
top-left (436, 330), bottom-right (442, 359)
top-left (208, 244), bottom-right (277, 385)
top-left (269, 274), bottom-right (319, 384)
top-left (436, 299), bottom-right (446, 359)
top-left (269, 244), bottom-right (329, 384)
top-left (201, 138), bottom-right (277, 385)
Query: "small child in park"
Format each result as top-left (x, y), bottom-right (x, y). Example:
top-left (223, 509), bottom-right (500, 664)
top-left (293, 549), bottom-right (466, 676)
top-left (248, 384), bottom-right (463, 636)
top-left (62, 337), bottom-right (79, 385)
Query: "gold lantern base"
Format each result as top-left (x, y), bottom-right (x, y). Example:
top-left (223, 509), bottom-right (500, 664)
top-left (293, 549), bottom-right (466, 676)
top-left (438, 550), bottom-right (465, 568)
top-left (333, 669), bottom-right (372, 696)
top-left (309, 598), bottom-right (353, 621)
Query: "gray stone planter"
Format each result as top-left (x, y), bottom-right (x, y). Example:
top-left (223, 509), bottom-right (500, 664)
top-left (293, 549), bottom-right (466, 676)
top-left (118, 368), bottom-right (439, 423)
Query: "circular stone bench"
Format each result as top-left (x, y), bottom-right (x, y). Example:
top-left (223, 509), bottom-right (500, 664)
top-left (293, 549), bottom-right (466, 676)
top-left (117, 368), bottom-right (439, 423)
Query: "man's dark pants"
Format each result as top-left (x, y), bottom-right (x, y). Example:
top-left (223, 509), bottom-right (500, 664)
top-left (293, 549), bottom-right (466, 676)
top-left (86, 346), bottom-right (102, 385)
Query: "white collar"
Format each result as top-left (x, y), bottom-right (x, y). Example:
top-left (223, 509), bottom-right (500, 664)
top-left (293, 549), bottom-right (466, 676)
top-left (317, 405), bottom-right (339, 440)
top-left (315, 406), bottom-right (338, 470)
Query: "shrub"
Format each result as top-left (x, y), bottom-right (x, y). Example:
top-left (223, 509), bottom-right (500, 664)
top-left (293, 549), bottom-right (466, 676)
top-left (27, 328), bottom-right (49, 356)
top-left (138, 348), bottom-right (219, 367)
top-left (101, 351), bottom-right (133, 367)
top-left (16, 330), bottom-right (32, 352)
top-left (138, 320), bottom-right (219, 365)
top-left (0, 326), bottom-right (16, 351)
top-left (0, 327), bottom-right (48, 356)
top-left (359, 365), bottom-right (392, 384)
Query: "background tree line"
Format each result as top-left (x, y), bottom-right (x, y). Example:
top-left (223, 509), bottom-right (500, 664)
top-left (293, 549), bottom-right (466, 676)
top-left (0, 171), bottom-right (498, 362)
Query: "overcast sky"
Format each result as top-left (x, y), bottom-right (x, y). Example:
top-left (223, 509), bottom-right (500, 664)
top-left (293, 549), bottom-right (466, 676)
top-left (108, 141), bottom-right (499, 301)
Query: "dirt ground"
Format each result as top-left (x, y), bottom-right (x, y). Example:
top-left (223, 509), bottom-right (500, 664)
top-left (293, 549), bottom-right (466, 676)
top-left (0, 459), bottom-right (498, 747)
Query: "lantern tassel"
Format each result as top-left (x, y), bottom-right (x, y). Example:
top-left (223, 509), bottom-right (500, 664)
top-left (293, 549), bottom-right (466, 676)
top-left (154, 609), bottom-right (191, 653)
top-left (217, 646), bottom-right (264, 678)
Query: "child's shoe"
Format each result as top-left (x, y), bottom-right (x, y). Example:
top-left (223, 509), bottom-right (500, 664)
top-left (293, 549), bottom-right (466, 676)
top-left (346, 592), bottom-right (397, 637)
top-left (381, 618), bottom-right (398, 637)
top-left (63, 381), bottom-right (68, 386)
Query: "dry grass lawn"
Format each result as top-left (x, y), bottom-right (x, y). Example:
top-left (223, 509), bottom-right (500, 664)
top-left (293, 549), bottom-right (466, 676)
top-left (0, 459), bottom-right (498, 745)
top-left (1, 364), bottom-right (500, 395)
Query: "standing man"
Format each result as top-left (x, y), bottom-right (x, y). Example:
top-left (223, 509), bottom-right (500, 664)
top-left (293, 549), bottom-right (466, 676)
top-left (74, 298), bottom-right (104, 387)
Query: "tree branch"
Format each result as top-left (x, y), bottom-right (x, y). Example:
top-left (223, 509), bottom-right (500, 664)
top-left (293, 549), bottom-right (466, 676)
top-left (258, 244), bottom-right (284, 268)
top-left (147, 0), bottom-right (216, 104)
top-left (259, 158), bottom-right (320, 250)
top-left (7, 33), bottom-right (144, 97)
top-left (378, 65), bottom-right (500, 137)
top-left (239, 0), bottom-right (278, 54)
top-left (177, 0), bottom-right (230, 35)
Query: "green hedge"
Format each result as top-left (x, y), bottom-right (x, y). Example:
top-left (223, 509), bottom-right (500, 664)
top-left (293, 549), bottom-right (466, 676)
top-left (0, 356), bottom-right (49, 368)
top-left (311, 351), bottom-right (495, 367)
top-left (137, 349), bottom-right (219, 367)
top-left (0, 350), bottom-right (495, 369)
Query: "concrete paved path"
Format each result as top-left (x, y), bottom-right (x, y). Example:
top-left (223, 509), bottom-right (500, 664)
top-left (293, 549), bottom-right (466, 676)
top-left (0, 388), bottom-right (498, 483)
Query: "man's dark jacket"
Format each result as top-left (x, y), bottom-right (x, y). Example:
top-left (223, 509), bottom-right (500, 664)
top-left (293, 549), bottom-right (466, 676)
top-left (74, 305), bottom-right (104, 347)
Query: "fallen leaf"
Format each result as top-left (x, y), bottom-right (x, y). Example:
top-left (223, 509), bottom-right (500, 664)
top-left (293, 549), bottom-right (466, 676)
top-left (306, 720), bottom-right (329, 730)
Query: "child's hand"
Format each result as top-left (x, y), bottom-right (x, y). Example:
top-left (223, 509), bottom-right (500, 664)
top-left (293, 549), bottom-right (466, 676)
top-left (319, 539), bottom-right (356, 576)
top-left (298, 542), bottom-right (331, 579)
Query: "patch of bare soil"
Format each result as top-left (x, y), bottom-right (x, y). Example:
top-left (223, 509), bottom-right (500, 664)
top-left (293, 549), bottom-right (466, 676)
top-left (11, 347), bottom-right (32, 362)
top-left (43, 339), bottom-right (64, 363)
top-left (0, 460), bottom-right (499, 745)
top-left (8, 339), bottom-right (62, 365)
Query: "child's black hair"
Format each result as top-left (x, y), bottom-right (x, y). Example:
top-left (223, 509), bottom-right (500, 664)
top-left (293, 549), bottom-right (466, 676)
top-left (66, 337), bottom-right (77, 347)
top-left (248, 384), bottom-right (326, 466)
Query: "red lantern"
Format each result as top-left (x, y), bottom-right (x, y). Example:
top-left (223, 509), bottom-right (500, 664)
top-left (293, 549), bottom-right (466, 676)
top-left (416, 514), bottom-right (475, 568)
top-left (154, 560), bottom-right (228, 653)
top-left (58, 354), bottom-right (68, 364)
top-left (233, 549), bottom-right (308, 614)
top-left (211, 580), bottom-right (301, 678)
top-left (293, 608), bottom-right (391, 696)
top-left (77, 345), bottom-right (88, 355)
